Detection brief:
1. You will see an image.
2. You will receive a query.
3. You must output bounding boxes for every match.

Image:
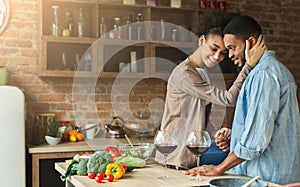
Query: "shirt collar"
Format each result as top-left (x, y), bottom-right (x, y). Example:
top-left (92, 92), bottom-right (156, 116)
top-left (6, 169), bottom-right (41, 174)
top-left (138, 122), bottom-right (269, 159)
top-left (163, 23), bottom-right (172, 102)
top-left (257, 50), bottom-right (275, 65)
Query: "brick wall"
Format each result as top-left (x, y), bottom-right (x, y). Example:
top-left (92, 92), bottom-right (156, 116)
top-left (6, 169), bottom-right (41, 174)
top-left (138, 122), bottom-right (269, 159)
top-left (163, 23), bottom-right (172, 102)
top-left (0, 0), bottom-right (299, 143)
top-left (227, 0), bottom-right (300, 99)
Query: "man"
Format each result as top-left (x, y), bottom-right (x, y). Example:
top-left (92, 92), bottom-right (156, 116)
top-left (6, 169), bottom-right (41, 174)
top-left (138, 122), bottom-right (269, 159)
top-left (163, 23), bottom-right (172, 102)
top-left (183, 15), bottom-right (300, 185)
top-left (154, 26), bottom-right (265, 169)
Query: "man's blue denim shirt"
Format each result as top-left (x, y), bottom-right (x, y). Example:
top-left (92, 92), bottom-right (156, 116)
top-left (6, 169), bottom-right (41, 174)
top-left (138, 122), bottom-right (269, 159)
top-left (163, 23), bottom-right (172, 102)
top-left (230, 50), bottom-right (300, 185)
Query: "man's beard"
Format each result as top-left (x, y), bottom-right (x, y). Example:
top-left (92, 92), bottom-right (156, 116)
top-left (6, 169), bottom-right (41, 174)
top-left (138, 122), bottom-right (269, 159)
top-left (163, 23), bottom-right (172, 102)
top-left (236, 53), bottom-right (246, 72)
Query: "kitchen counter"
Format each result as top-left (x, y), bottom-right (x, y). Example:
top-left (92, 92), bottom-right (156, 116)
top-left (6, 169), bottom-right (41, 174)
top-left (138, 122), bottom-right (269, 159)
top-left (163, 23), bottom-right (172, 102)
top-left (28, 137), bottom-right (153, 153)
top-left (55, 162), bottom-right (281, 187)
top-left (28, 137), bottom-right (153, 187)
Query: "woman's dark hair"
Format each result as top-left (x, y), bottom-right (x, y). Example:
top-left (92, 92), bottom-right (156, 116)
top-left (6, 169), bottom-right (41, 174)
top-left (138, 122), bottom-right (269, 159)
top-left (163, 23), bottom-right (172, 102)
top-left (223, 15), bottom-right (262, 40)
top-left (203, 26), bottom-right (223, 38)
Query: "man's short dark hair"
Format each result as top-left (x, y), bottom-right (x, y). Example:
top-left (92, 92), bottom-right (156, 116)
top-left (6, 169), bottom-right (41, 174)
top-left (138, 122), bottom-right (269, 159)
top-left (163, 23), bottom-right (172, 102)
top-left (223, 15), bottom-right (262, 40)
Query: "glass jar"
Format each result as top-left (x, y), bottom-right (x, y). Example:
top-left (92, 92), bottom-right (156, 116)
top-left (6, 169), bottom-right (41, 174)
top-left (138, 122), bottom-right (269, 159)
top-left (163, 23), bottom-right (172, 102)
top-left (218, 0), bottom-right (226, 10)
top-left (59, 120), bottom-right (72, 134)
top-left (199, 0), bottom-right (207, 9)
top-left (209, 0), bottom-right (217, 9)
top-left (147, 0), bottom-right (158, 6)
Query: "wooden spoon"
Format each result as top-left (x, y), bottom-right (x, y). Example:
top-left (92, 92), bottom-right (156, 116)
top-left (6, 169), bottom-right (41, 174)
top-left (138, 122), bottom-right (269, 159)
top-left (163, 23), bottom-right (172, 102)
top-left (241, 176), bottom-right (260, 187)
top-left (125, 134), bottom-right (134, 149)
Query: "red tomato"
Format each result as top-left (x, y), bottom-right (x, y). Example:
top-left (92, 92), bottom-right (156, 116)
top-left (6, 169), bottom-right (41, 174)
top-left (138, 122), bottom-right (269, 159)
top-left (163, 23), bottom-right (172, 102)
top-left (105, 146), bottom-right (121, 158)
top-left (96, 172), bottom-right (105, 180)
top-left (88, 172), bottom-right (96, 179)
top-left (95, 176), bottom-right (103, 183)
top-left (106, 173), bottom-right (114, 182)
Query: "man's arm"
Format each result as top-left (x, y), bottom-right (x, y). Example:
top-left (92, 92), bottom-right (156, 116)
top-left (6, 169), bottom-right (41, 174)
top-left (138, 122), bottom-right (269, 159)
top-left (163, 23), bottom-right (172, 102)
top-left (182, 152), bottom-right (245, 176)
top-left (215, 152), bottom-right (245, 174)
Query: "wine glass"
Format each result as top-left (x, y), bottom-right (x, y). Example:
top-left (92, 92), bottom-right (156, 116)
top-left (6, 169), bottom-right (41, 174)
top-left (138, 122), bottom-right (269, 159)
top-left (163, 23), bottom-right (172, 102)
top-left (185, 130), bottom-right (211, 182)
top-left (154, 130), bottom-right (178, 180)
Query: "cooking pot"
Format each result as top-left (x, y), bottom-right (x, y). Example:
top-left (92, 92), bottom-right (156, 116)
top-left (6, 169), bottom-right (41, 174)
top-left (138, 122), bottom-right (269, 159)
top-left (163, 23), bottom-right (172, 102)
top-left (104, 116), bottom-right (159, 139)
top-left (104, 123), bottom-right (126, 138)
top-left (104, 116), bottom-right (126, 138)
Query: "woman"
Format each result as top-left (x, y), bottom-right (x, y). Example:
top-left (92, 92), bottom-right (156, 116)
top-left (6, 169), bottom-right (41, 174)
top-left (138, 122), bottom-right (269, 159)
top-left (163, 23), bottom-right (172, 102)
top-left (154, 27), bottom-right (266, 169)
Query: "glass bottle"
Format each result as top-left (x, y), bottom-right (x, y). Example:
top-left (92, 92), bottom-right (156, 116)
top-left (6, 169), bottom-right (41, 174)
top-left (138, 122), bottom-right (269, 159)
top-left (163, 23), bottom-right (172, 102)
top-left (126, 15), bottom-right (133, 40)
top-left (78, 8), bottom-right (84, 37)
top-left (68, 12), bottom-right (74, 36)
top-left (172, 28), bottom-right (178, 42)
top-left (62, 52), bottom-right (67, 69)
top-left (74, 52), bottom-right (80, 71)
top-left (62, 11), bottom-right (71, 37)
top-left (136, 12), bottom-right (143, 40)
top-left (51, 5), bottom-right (60, 36)
top-left (84, 52), bottom-right (92, 71)
top-left (99, 17), bottom-right (107, 38)
top-left (160, 19), bottom-right (165, 41)
top-left (113, 17), bottom-right (121, 39)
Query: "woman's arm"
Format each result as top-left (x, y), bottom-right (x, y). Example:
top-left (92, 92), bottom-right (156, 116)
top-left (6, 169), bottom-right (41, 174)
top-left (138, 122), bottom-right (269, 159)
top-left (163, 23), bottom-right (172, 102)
top-left (181, 35), bottom-right (266, 107)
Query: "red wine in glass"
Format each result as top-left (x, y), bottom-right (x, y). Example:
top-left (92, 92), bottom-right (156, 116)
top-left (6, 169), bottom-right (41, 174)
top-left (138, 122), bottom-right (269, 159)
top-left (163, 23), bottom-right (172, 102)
top-left (185, 130), bottom-right (211, 182)
top-left (154, 130), bottom-right (178, 180)
top-left (186, 145), bottom-right (209, 156)
top-left (155, 144), bottom-right (178, 155)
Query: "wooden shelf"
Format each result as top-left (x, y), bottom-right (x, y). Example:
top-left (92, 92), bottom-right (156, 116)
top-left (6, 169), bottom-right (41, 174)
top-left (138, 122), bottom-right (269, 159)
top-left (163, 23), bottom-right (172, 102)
top-left (38, 0), bottom-right (237, 78)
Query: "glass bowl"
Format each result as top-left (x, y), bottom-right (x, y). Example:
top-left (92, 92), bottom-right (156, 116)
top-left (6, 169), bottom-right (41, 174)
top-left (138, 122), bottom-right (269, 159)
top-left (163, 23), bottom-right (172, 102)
top-left (117, 143), bottom-right (155, 160)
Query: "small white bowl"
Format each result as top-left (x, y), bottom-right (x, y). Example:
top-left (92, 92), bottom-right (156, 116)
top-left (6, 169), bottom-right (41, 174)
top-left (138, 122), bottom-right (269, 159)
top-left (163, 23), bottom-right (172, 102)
top-left (45, 135), bottom-right (61, 145)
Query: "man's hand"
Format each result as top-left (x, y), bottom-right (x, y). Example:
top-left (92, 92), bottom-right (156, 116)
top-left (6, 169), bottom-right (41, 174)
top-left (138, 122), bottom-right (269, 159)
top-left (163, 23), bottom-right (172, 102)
top-left (182, 165), bottom-right (223, 176)
top-left (215, 127), bottom-right (231, 152)
top-left (182, 152), bottom-right (245, 177)
top-left (245, 34), bottom-right (267, 68)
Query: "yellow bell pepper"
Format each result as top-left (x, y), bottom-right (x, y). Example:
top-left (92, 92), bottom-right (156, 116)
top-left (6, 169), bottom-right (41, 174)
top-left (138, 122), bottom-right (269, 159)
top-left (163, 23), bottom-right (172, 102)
top-left (105, 162), bottom-right (125, 180)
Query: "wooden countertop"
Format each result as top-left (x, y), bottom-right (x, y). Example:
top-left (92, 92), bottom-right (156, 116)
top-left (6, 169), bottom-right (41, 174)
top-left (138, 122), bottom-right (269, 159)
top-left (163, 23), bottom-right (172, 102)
top-left (55, 162), bottom-right (281, 187)
top-left (28, 137), bottom-right (154, 187)
top-left (28, 137), bottom-right (153, 154)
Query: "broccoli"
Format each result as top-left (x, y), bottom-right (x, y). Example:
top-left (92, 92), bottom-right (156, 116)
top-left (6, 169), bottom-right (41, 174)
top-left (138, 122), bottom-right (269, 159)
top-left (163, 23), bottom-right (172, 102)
top-left (87, 151), bottom-right (112, 173)
top-left (77, 159), bottom-right (88, 176)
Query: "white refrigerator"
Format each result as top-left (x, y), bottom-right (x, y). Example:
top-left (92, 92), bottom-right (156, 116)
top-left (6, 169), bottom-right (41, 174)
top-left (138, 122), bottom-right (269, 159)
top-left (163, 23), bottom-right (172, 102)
top-left (0, 86), bottom-right (25, 187)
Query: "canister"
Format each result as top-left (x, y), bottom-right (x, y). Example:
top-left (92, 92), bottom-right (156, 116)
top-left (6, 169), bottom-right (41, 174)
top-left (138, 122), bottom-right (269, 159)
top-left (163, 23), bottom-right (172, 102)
top-left (32, 113), bottom-right (55, 145)
top-left (123, 0), bottom-right (135, 5)
top-left (171, 0), bottom-right (181, 8)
